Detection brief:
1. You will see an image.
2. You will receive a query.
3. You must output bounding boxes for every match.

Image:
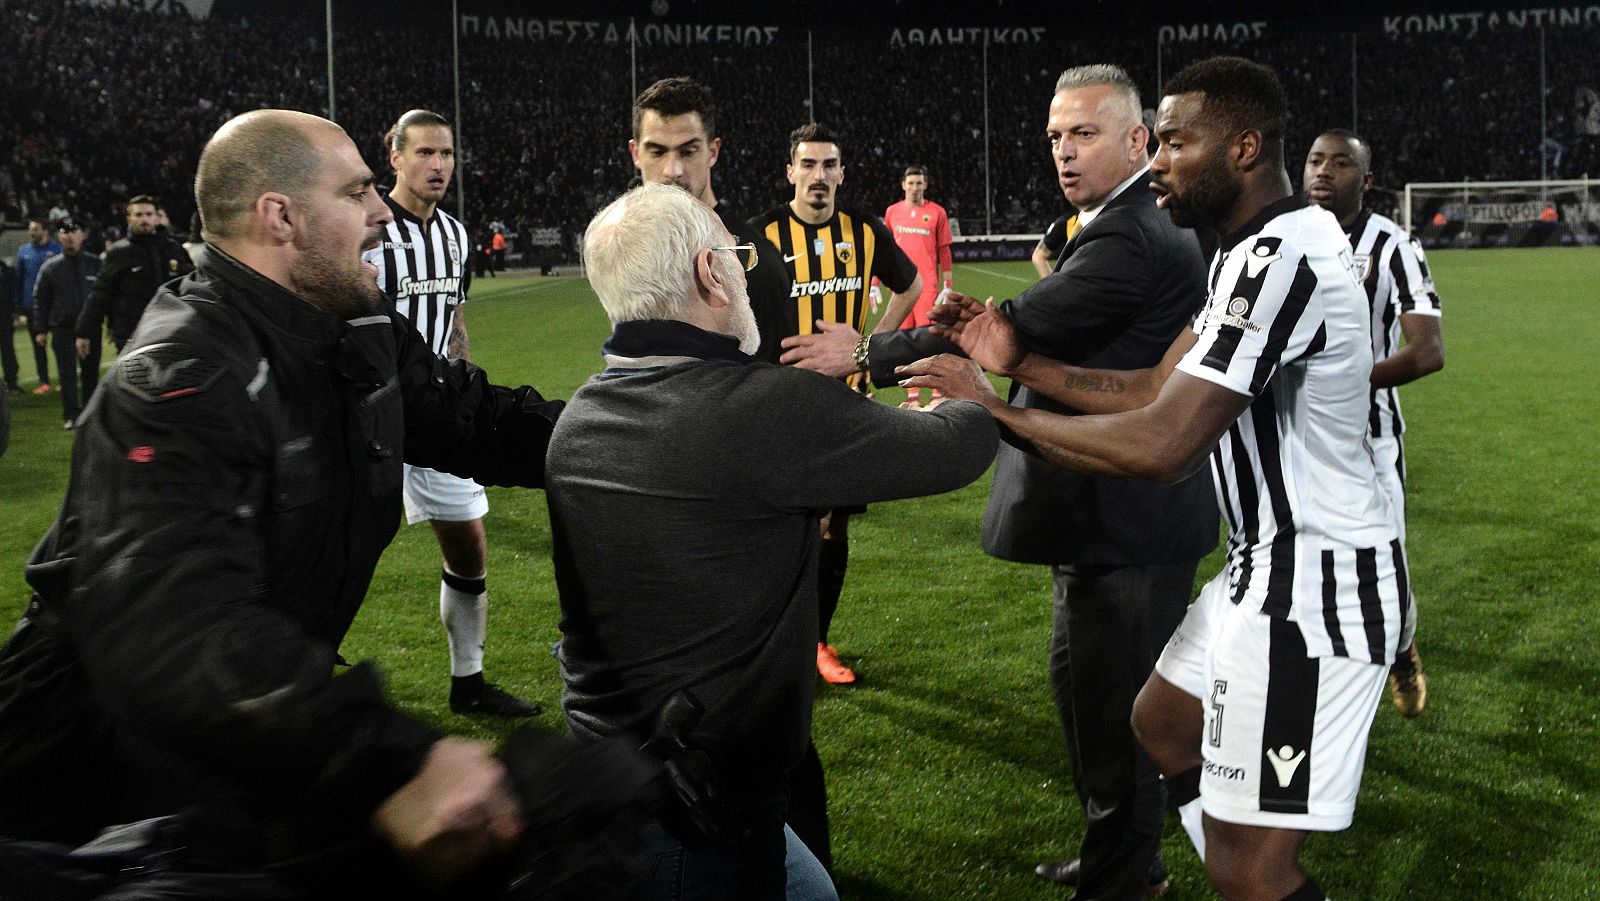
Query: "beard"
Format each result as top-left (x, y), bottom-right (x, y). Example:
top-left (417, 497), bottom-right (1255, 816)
top-left (727, 285), bottom-right (761, 356)
top-left (289, 219), bottom-right (383, 320)
top-left (717, 260), bottom-right (761, 355)
top-left (804, 184), bottom-right (832, 211)
top-left (1165, 155), bottom-right (1237, 231)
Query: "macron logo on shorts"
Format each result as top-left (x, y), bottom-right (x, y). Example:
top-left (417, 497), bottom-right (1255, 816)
top-left (1265, 745), bottom-right (1307, 788)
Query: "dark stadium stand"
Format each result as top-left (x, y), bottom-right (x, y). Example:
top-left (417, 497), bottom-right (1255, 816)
top-left (3, 0), bottom-right (1597, 256)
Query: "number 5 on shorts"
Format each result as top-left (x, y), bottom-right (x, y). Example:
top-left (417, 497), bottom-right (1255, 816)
top-left (1209, 679), bottom-right (1227, 748)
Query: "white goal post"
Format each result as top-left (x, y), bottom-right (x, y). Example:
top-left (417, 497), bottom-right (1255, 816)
top-left (1403, 179), bottom-right (1599, 248)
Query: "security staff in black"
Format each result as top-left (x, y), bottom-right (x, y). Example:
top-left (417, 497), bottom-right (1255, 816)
top-left (0, 242), bottom-right (566, 893)
top-left (76, 200), bottom-right (196, 352)
top-left (30, 220), bottom-right (102, 425)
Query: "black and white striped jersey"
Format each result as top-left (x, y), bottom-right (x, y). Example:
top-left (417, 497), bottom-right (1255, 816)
top-left (363, 194), bottom-right (469, 358)
top-left (1178, 197), bottom-right (1407, 664)
top-left (1346, 210), bottom-right (1442, 438)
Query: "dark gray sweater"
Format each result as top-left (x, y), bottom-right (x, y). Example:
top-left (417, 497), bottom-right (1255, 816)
top-left (548, 322), bottom-right (997, 799)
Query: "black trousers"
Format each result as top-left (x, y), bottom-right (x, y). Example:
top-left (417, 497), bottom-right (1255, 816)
top-left (21, 309), bottom-right (50, 385)
top-left (50, 331), bottom-right (99, 422)
top-left (2, 300), bottom-right (19, 386)
top-left (1049, 560), bottom-right (1197, 901)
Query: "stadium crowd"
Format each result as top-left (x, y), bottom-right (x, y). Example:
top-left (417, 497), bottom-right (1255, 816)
top-left (3, 1), bottom-right (1598, 251)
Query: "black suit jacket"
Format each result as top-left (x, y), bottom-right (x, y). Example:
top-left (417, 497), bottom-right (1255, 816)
top-left (872, 171), bottom-right (1217, 566)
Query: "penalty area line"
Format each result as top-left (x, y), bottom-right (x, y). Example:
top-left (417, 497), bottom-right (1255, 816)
top-left (962, 265), bottom-right (1033, 284)
top-left (473, 278), bottom-right (578, 302)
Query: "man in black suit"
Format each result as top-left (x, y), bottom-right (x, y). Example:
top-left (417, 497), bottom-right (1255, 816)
top-left (781, 64), bottom-right (1215, 900)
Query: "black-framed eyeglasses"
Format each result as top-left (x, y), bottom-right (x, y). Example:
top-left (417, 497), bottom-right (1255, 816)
top-left (711, 243), bottom-right (759, 272)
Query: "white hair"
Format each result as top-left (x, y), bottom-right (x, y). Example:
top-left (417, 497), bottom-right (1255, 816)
top-left (583, 182), bottom-right (720, 325)
top-left (1054, 63), bottom-right (1143, 128)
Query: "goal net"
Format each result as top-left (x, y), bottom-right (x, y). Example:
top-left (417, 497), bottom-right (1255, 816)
top-left (1403, 179), bottom-right (1600, 249)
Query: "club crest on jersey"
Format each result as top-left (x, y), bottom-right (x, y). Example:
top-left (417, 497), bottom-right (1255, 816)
top-left (447, 236), bottom-right (461, 265)
top-left (921, 213), bottom-right (930, 223)
top-left (835, 242), bottom-right (854, 265)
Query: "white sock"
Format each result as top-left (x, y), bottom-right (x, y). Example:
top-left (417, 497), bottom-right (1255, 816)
top-left (440, 567), bottom-right (488, 678)
top-left (1179, 798), bottom-right (1207, 860)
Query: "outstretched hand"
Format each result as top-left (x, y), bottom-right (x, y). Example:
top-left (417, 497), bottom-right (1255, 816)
top-left (780, 320), bottom-right (862, 379)
top-left (928, 293), bottom-right (1027, 377)
top-left (896, 354), bottom-right (1004, 410)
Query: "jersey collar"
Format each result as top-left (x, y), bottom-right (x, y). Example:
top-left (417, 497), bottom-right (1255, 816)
top-left (1344, 208), bottom-right (1372, 241)
top-left (1219, 195), bottom-right (1309, 254)
top-left (384, 192), bottom-right (439, 228)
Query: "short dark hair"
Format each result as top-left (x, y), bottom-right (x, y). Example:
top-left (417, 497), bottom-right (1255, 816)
top-left (385, 109), bottom-right (452, 153)
top-left (789, 123), bottom-right (841, 160)
top-left (632, 77), bottom-right (716, 141)
top-left (903, 165), bottom-right (927, 179)
top-left (127, 194), bottom-right (158, 208)
top-left (26, 216), bottom-right (46, 228)
top-left (1318, 127), bottom-right (1373, 170)
top-left (1163, 56), bottom-right (1287, 164)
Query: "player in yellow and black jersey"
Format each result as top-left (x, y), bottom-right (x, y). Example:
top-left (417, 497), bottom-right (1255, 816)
top-left (749, 123), bottom-right (921, 344)
top-left (748, 123), bottom-right (922, 877)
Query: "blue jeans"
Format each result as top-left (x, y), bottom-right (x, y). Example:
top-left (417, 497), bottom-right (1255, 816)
top-left (784, 825), bottom-right (838, 901)
top-left (630, 801), bottom-right (790, 901)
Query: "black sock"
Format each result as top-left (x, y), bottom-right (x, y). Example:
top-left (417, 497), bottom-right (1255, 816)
top-left (1165, 765), bottom-right (1201, 810)
top-left (817, 537), bottom-right (848, 644)
top-left (1281, 876), bottom-right (1326, 900)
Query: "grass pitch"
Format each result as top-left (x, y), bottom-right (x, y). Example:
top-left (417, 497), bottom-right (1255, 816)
top-left (3, 249), bottom-right (1598, 898)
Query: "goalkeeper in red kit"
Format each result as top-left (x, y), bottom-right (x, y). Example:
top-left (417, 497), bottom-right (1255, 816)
top-left (882, 166), bottom-right (953, 402)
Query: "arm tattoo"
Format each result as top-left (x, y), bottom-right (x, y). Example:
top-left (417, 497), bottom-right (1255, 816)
top-left (1062, 372), bottom-right (1126, 394)
top-left (445, 305), bottom-right (471, 361)
top-left (447, 322), bottom-right (470, 362)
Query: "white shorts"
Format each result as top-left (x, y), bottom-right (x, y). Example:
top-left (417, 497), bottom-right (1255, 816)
top-left (1155, 575), bottom-right (1387, 831)
top-left (402, 464), bottom-right (488, 524)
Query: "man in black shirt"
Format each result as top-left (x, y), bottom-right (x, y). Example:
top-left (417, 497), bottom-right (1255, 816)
top-left (30, 220), bottom-right (101, 428)
top-left (76, 194), bottom-right (195, 356)
top-left (628, 77), bottom-right (791, 365)
top-left (0, 109), bottom-right (648, 898)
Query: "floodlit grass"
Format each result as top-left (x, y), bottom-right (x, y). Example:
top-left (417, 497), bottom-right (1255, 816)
top-left (2, 248), bottom-right (1597, 898)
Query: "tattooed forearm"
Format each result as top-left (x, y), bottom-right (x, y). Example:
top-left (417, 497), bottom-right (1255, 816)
top-left (446, 308), bottom-right (470, 361)
top-left (447, 324), bottom-right (470, 361)
top-left (1062, 371), bottom-right (1127, 394)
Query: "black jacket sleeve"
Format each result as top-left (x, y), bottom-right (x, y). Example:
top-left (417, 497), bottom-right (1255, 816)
top-left (27, 343), bottom-right (440, 820)
top-left (30, 259), bottom-right (56, 337)
top-left (866, 326), bottom-right (961, 387)
top-left (77, 245), bottom-right (123, 341)
top-left (391, 312), bottom-right (565, 488)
